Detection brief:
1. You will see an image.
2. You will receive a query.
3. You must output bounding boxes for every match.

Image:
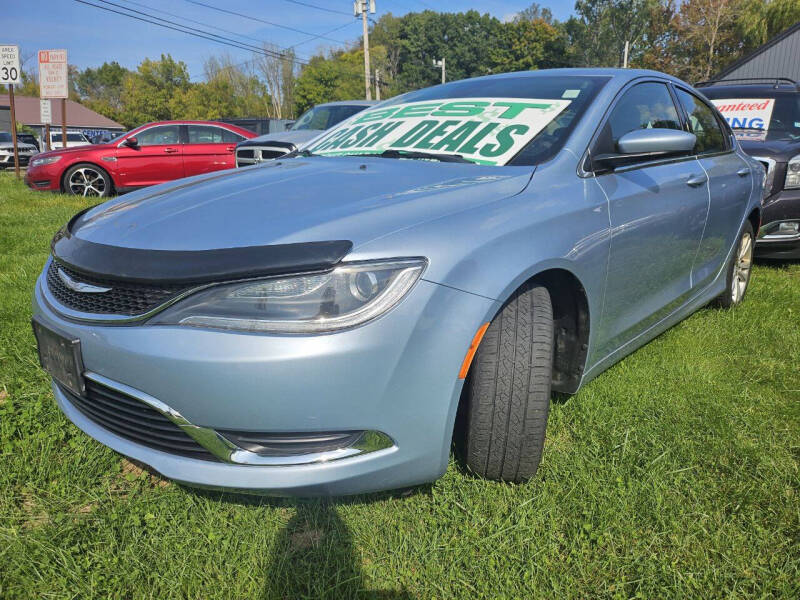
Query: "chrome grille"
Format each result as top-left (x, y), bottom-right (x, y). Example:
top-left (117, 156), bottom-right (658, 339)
top-left (235, 143), bottom-right (294, 166)
top-left (62, 380), bottom-right (219, 461)
top-left (46, 261), bottom-right (187, 316)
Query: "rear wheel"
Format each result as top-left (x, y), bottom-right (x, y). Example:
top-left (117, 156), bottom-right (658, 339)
top-left (63, 163), bottom-right (112, 197)
top-left (715, 221), bottom-right (754, 308)
top-left (463, 283), bottom-right (554, 482)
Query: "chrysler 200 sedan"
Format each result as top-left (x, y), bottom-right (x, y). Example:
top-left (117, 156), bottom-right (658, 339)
top-left (32, 69), bottom-right (763, 496)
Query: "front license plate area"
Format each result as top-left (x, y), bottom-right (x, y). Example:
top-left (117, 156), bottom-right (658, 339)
top-left (32, 318), bottom-right (85, 396)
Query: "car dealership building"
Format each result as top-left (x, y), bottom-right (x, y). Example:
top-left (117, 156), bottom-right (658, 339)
top-left (714, 22), bottom-right (800, 83)
top-left (0, 94), bottom-right (124, 143)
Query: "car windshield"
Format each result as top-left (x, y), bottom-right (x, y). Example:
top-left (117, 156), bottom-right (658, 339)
top-left (706, 93), bottom-right (800, 142)
top-left (304, 75), bottom-right (609, 166)
top-left (52, 133), bottom-right (87, 142)
top-left (0, 132), bottom-right (12, 143)
top-left (291, 104), bottom-right (368, 131)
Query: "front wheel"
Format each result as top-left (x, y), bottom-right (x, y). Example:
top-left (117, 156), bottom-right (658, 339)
top-left (462, 283), bottom-right (554, 482)
top-left (63, 163), bottom-right (112, 197)
top-left (715, 221), bottom-right (754, 308)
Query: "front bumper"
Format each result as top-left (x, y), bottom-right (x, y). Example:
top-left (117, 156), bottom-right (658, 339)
top-left (24, 163), bottom-right (62, 191)
top-left (33, 270), bottom-right (497, 495)
top-left (0, 152), bottom-right (34, 166)
top-left (757, 187), bottom-right (800, 259)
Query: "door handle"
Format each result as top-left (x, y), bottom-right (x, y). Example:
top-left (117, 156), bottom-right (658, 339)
top-left (164, 147), bottom-right (178, 154)
top-left (225, 145), bottom-right (235, 153)
top-left (737, 167), bottom-right (750, 177)
top-left (686, 174), bottom-right (707, 187)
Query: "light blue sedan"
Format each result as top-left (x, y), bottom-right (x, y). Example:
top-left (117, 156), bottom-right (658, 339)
top-left (32, 69), bottom-right (763, 496)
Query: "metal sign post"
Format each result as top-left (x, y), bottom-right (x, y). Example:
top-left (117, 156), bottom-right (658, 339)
top-left (38, 50), bottom-right (68, 148)
top-left (1, 44), bottom-right (21, 177)
top-left (40, 99), bottom-right (52, 151)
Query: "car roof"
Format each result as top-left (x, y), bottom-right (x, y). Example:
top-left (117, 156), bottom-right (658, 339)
top-left (313, 100), bottom-right (377, 107)
top-left (697, 84), bottom-right (798, 97)
top-left (436, 67), bottom-right (693, 88)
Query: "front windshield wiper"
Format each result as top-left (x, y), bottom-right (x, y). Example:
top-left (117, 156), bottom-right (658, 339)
top-left (282, 148), bottom-right (316, 159)
top-left (359, 149), bottom-right (474, 164)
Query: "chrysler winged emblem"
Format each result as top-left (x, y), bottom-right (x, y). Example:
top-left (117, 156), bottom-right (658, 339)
top-left (58, 268), bottom-right (112, 294)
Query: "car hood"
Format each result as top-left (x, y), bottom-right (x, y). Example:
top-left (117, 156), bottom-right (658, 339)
top-left (238, 129), bottom-right (323, 147)
top-left (739, 138), bottom-right (800, 162)
top-left (0, 141), bottom-right (37, 152)
top-left (71, 157), bottom-right (534, 251)
top-left (35, 143), bottom-right (112, 159)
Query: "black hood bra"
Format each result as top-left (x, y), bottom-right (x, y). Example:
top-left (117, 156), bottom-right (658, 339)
top-left (51, 206), bottom-right (352, 285)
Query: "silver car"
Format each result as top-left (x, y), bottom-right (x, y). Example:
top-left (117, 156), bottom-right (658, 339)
top-left (33, 69), bottom-right (762, 496)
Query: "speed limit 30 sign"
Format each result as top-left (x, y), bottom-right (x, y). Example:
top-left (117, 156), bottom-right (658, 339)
top-left (0, 45), bottom-right (21, 84)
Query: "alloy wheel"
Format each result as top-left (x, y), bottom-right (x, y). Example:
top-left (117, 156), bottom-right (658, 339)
top-left (68, 167), bottom-right (107, 197)
top-left (731, 230), bottom-right (753, 304)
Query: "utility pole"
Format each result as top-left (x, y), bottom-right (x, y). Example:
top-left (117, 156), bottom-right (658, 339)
top-left (375, 69), bottom-right (381, 101)
top-left (433, 57), bottom-right (445, 84)
top-left (622, 41), bottom-right (630, 68)
top-left (354, 0), bottom-right (375, 101)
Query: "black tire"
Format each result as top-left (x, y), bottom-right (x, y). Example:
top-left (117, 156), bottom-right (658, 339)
top-left (714, 220), bottom-right (754, 309)
top-left (63, 163), bottom-right (113, 197)
top-left (463, 283), bottom-right (554, 482)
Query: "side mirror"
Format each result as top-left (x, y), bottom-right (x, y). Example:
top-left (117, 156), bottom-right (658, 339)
top-left (593, 129), bottom-right (696, 169)
top-left (124, 136), bottom-right (138, 147)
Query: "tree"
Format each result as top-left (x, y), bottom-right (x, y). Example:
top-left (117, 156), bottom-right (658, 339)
top-left (670, 0), bottom-right (740, 81)
top-left (513, 2), bottom-right (555, 24)
top-left (117, 54), bottom-right (191, 127)
top-left (255, 45), bottom-right (299, 119)
top-left (568, 0), bottom-right (663, 68)
top-left (294, 49), bottom-right (370, 115)
top-left (73, 61), bottom-right (130, 123)
top-left (203, 54), bottom-right (270, 117)
top-left (490, 18), bottom-right (567, 72)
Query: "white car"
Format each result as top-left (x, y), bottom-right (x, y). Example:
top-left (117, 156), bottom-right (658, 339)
top-left (49, 131), bottom-right (92, 149)
top-left (0, 132), bottom-right (39, 168)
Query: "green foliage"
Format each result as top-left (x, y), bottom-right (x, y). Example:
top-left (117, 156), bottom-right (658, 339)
top-left (0, 172), bottom-right (798, 598)
top-left (10, 2), bottom-right (800, 131)
top-left (294, 50), bottom-right (367, 115)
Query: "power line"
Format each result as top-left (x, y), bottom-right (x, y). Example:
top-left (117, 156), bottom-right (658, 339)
top-left (122, 0), bottom-right (310, 60)
top-left (283, 0), bottom-right (351, 16)
top-left (183, 0), bottom-right (350, 45)
top-left (285, 20), bottom-right (359, 50)
top-left (73, 0), bottom-right (309, 66)
top-left (98, 0), bottom-right (279, 57)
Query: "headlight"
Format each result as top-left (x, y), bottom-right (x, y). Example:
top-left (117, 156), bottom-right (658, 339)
top-left (30, 155), bottom-right (62, 167)
top-left (786, 154), bottom-right (800, 189)
top-left (149, 258), bottom-right (427, 333)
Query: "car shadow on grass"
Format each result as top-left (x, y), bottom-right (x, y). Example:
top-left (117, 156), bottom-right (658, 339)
top-left (180, 484), bottom-right (425, 599)
top-left (259, 500), bottom-right (416, 599)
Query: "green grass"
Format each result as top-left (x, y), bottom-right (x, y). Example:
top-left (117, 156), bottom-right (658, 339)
top-left (0, 171), bottom-right (798, 599)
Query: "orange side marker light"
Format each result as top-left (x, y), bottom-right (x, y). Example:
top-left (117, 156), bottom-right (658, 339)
top-left (458, 322), bottom-right (490, 379)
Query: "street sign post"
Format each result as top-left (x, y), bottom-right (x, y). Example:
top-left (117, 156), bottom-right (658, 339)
top-left (39, 49), bottom-right (68, 149)
top-left (40, 99), bottom-right (52, 151)
top-left (1, 45), bottom-right (22, 177)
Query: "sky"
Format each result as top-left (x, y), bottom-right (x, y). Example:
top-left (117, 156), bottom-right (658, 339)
top-left (5, 0), bottom-right (577, 81)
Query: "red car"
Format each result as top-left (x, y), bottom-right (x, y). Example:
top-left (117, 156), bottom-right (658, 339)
top-left (25, 120), bottom-right (256, 197)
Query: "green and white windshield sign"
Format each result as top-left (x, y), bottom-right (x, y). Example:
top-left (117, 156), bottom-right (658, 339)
top-left (306, 97), bottom-right (572, 165)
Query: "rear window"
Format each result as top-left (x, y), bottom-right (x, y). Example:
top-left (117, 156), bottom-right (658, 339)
top-left (705, 92), bottom-right (800, 142)
top-left (52, 133), bottom-right (88, 142)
